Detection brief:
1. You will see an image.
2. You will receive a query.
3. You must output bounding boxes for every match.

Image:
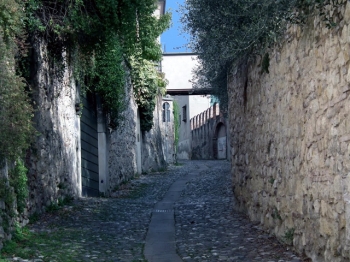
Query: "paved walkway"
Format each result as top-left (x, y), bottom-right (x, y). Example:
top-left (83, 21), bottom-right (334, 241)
top-left (144, 172), bottom-right (197, 262)
top-left (7, 160), bottom-right (308, 262)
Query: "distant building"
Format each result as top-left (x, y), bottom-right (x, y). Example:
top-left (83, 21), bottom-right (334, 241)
top-left (162, 53), bottom-right (211, 159)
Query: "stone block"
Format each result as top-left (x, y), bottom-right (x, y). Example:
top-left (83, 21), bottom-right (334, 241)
top-left (321, 200), bottom-right (329, 217)
top-left (340, 134), bottom-right (350, 143)
top-left (319, 217), bottom-right (336, 237)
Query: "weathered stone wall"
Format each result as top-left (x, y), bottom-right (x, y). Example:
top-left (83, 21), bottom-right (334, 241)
top-left (25, 37), bottom-right (167, 202)
top-left (106, 77), bottom-right (139, 193)
top-left (107, 85), bottom-right (169, 193)
top-left (191, 104), bottom-right (228, 160)
top-left (26, 37), bottom-right (81, 214)
top-left (228, 3), bottom-right (350, 261)
top-left (141, 95), bottom-right (167, 172)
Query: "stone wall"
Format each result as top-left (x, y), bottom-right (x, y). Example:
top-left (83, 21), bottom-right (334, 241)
top-left (107, 85), bottom-right (169, 193)
top-left (191, 103), bottom-right (228, 160)
top-left (0, 39), bottom-right (168, 250)
top-left (171, 95), bottom-right (212, 160)
top-left (25, 37), bottom-right (168, 202)
top-left (1, 37), bottom-right (81, 248)
top-left (26, 37), bottom-right (81, 214)
top-left (228, 2), bottom-right (350, 261)
top-left (106, 76), bottom-right (139, 193)
top-left (141, 95), bottom-right (167, 172)
top-left (24, 35), bottom-right (169, 200)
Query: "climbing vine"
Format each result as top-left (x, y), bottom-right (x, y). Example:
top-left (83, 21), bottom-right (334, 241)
top-left (9, 160), bottom-right (29, 213)
top-left (130, 49), bottom-right (167, 131)
top-left (0, 0), bottom-right (35, 241)
top-left (93, 37), bottom-right (126, 126)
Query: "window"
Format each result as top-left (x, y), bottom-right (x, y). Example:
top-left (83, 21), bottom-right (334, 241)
top-left (163, 102), bottom-right (170, 122)
top-left (182, 105), bottom-right (187, 122)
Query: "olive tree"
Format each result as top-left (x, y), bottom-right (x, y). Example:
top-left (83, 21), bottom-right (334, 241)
top-left (181, 0), bottom-right (343, 107)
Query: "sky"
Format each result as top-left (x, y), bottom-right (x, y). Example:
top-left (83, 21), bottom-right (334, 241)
top-left (161, 0), bottom-right (191, 53)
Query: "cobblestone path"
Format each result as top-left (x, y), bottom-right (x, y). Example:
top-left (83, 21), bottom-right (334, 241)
top-left (7, 160), bottom-right (308, 262)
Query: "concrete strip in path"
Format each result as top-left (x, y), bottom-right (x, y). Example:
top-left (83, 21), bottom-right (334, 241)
top-left (144, 176), bottom-right (193, 262)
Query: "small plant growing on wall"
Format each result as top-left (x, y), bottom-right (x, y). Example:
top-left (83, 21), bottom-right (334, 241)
top-left (284, 228), bottom-right (295, 245)
top-left (9, 160), bottom-right (29, 213)
top-left (271, 206), bottom-right (282, 221)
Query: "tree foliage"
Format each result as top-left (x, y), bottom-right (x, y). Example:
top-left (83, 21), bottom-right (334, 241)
top-left (181, 0), bottom-right (346, 108)
top-left (0, 0), bottom-right (35, 161)
top-left (9, 160), bottom-right (29, 213)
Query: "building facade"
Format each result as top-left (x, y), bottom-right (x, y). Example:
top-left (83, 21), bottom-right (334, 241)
top-left (162, 53), bottom-right (211, 159)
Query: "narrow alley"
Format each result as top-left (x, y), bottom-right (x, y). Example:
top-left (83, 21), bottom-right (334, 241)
top-left (10, 161), bottom-right (305, 262)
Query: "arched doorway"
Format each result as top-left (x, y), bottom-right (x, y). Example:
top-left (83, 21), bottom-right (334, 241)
top-left (214, 123), bottom-right (227, 159)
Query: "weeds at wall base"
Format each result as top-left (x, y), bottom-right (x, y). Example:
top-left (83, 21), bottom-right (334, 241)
top-left (45, 196), bottom-right (74, 212)
top-left (157, 167), bottom-right (167, 173)
top-left (1, 196), bottom-right (75, 260)
top-left (28, 212), bottom-right (40, 224)
top-left (1, 224), bottom-right (36, 260)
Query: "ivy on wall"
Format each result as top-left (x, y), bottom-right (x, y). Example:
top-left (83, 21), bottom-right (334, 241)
top-left (24, 0), bottom-right (170, 129)
top-left (130, 50), bottom-right (167, 131)
top-left (0, 1), bottom-right (35, 161)
top-left (93, 37), bottom-right (126, 127)
top-left (172, 101), bottom-right (180, 151)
